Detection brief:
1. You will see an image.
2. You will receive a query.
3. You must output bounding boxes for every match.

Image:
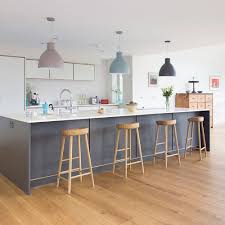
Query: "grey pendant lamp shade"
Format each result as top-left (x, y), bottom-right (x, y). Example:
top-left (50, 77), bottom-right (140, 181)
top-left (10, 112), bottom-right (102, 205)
top-left (38, 17), bottom-right (64, 68)
top-left (38, 42), bottom-right (63, 68)
top-left (109, 51), bottom-right (129, 74)
top-left (159, 40), bottom-right (176, 76)
top-left (109, 31), bottom-right (129, 75)
top-left (159, 58), bottom-right (176, 76)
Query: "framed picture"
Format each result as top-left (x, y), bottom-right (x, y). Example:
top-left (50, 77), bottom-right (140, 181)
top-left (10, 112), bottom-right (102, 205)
top-left (148, 73), bottom-right (158, 87)
top-left (209, 76), bottom-right (220, 90)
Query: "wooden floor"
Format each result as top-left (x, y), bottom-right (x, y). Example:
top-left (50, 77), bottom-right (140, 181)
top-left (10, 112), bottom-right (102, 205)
top-left (1, 127), bottom-right (225, 225)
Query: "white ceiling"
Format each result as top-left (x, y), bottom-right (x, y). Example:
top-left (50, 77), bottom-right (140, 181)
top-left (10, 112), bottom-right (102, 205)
top-left (1, 0), bottom-right (225, 58)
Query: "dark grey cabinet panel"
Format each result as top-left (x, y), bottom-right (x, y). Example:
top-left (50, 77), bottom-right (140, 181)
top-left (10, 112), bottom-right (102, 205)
top-left (114, 116), bottom-right (137, 158)
top-left (30, 119), bottom-right (89, 180)
top-left (137, 113), bottom-right (173, 157)
top-left (172, 113), bottom-right (188, 151)
top-left (90, 118), bottom-right (115, 167)
top-left (90, 116), bottom-right (137, 167)
top-left (0, 117), bottom-right (31, 194)
top-left (186, 112), bottom-right (201, 148)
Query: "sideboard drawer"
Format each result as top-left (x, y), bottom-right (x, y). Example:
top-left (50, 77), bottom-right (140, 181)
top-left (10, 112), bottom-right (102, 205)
top-left (189, 102), bottom-right (198, 108)
top-left (197, 95), bottom-right (205, 103)
top-left (198, 102), bottom-right (206, 109)
top-left (205, 95), bottom-right (213, 102)
top-left (189, 95), bottom-right (198, 102)
top-left (205, 103), bottom-right (213, 109)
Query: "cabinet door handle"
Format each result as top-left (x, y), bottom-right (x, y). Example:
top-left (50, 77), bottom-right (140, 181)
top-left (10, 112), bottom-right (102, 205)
top-left (9, 121), bottom-right (14, 128)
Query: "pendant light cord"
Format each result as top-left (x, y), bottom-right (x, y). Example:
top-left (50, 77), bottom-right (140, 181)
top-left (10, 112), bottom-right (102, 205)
top-left (118, 33), bottom-right (121, 52)
top-left (165, 40), bottom-right (170, 58)
top-left (116, 31), bottom-right (123, 52)
top-left (46, 17), bottom-right (56, 42)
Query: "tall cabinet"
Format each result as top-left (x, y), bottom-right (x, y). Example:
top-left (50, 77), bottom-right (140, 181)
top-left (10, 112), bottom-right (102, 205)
top-left (0, 56), bottom-right (25, 114)
top-left (175, 93), bottom-right (213, 127)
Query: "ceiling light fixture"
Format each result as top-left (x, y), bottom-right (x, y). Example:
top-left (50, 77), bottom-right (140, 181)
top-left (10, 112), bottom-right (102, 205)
top-left (159, 40), bottom-right (176, 77)
top-left (109, 31), bottom-right (129, 75)
top-left (38, 17), bottom-right (63, 68)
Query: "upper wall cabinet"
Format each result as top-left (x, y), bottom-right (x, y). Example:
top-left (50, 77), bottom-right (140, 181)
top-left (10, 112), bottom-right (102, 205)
top-left (26, 59), bottom-right (49, 79)
top-left (74, 64), bottom-right (95, 81)
top-left (49, 63), bottom-right (73, 80)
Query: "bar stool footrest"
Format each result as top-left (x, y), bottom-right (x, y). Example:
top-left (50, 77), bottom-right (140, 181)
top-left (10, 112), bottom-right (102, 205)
top-left (127, 160), bottom-right (142, 166)
top-left (62, 157), bottom-right (79, 162)
top-left (156, 142), bottom-right (165, 146)
top-left (167, 153), bottom-right (179, 158)
top-left (116, 148), bottom-right (131, 152)
top-left (115, 158), bottom-right (131, 163)
top-left (59, 172), bottom-right (91, 181)
top-left (71, 172), bottom-right (91, 179)
top-left (59, 168), bottom-right (81, 175)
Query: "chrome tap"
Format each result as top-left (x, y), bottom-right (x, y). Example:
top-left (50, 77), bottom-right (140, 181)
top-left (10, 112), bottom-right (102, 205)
top-left (59, 89), bottom-right (73, 112)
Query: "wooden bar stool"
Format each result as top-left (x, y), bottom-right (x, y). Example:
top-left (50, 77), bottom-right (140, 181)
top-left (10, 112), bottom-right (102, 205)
top-left (57, 128), bottom-right (95, 194)
top-left (153, 120), bottom-right (181, 168)
top-left (112, 122), bottom-right (144, 179)
top-left (185, 116), bottom-right (207, 160)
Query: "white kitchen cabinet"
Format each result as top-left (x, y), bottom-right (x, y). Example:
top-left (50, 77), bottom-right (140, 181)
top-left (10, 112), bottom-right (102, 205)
top-left (50, 62), bottom-right (73, 80)
top-left (26, 59), bottom-right (49, 79)
top-left (0, 56), bottom-right (25, 114)
top-left (74, 64), bottom-right (95, 81)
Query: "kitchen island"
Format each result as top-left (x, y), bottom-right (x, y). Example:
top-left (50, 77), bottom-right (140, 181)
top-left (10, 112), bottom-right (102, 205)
top-left (0, 108), bottom-right (210, 194)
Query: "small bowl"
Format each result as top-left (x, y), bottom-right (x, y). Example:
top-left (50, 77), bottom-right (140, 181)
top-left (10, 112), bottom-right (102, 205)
top-left (126, 103), bottom-right (138, 112)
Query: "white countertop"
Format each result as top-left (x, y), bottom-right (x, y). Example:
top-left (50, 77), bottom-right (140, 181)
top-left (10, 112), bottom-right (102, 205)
top-left (0, 108), bottom-right (209, 124)
top-left (27, 103), bottom-right (119, 109)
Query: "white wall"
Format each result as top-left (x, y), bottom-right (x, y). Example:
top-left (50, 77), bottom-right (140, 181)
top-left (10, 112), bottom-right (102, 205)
top-left (132, 43), bottom-right (225, 125)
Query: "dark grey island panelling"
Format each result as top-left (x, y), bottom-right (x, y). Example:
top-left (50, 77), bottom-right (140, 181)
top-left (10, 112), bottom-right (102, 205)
top-left (0, 110), bottom-right (210, 194)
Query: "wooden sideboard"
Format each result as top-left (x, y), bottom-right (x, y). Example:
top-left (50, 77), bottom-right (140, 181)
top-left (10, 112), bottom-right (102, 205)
top-left (175, 93), bottom-right (213, 127)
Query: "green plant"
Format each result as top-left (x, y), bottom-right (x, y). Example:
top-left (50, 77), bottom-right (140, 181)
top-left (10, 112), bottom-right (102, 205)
top-left (161, 86), bottom-right (174, 97)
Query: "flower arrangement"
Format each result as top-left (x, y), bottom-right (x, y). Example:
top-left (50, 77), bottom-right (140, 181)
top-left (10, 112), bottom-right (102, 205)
top-left (161, 86), bottom-right (174, 97)
top-left (161, 86), bottom-right (174, 110)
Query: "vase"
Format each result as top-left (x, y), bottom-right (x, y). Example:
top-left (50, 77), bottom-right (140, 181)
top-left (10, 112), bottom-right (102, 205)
top-left (165, 96), bottom-right (170, 110)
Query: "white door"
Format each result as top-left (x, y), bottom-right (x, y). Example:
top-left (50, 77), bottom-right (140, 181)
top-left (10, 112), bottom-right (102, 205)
top-left (0, 56), bottom-right (25, 114)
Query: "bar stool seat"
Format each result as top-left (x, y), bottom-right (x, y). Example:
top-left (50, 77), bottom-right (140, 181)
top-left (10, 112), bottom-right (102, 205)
top-left (113, 122), bottom-right (144, 178)
top-left (185, 116), bottom-right (207, 160)
top-left (57, 127), bottom-right (95, 194)
top-left (153, 119), bottom-right (181, 168)
top-left (156, 120), bottom-right (176, 126)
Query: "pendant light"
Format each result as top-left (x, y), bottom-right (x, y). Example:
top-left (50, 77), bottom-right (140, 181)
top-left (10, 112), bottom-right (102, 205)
top-left (38, 17), bottom-right (63, 68)
top-left (159, 40), bottom-right (176, 76)
top-left (109, 31), bottom-right (129, 75)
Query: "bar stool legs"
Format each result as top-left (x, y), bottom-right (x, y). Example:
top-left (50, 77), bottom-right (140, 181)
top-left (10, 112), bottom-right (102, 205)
top-left (185, 117), bottom-right (207, 160)
top-left (201, 122), bottom-right (207, 158)
top-left (85, 134), bottom-right (95, 188)
top-left (57, 128), bottom-right (95, 194)
top-left (173, 125), bottom-right (181, 166)
top-left (113, 123), bottom-right (144, 178)
top-left (153, 120), bottom-right (181, 168)
top-left (136, 128), bottom-right (145, 174)
top-left (68, 136), bottom-right (73, 194)
top-left (57, 136), bottom-right (66, 188)
top-left (113, 129), bottom-right (120, 174)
